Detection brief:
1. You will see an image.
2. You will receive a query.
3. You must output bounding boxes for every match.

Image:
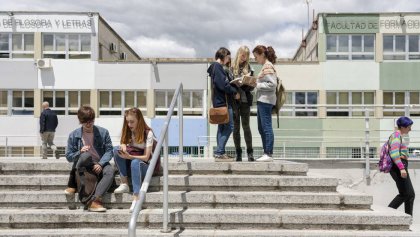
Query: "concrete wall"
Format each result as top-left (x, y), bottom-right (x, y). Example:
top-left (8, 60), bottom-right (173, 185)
top-left (152, 63), bottom-right (209, 90)
top-left (276, 63), bottom-right (322, 90)
top-left (380, 62), bottom-right (420, 90)
top-left (0, 61), bottom-right (37, 89)
top-left (95, 62), bottom-right (151, 89)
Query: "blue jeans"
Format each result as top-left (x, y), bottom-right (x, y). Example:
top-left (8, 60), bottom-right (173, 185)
top-left (215, 106), bottom-right (234, 155)
top-left (113, 146), bottom-right (149, 195)
top-left (257, 102), bottom-right (274, 155)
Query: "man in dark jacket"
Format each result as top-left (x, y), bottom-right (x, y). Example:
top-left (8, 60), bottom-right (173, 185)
top-left (39, 102), bottom-right (59, 159)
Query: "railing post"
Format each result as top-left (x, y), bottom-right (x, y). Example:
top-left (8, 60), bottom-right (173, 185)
top-left (162, 132), bottom-right (170, 232)
top-left (364, 107), bottom-right (371, 185)
top-left (197, 138), bottom-right (201, 158)
top-left (178, 83), bottom-right (183, 162)
top-left (282, 142), bottom-right (286, 159)
top-left (5, 137), bottom-right (8, 157)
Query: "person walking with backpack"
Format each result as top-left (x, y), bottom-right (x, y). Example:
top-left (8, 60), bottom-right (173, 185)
top-left (231, 46), bottom-right (255, 162)
top-left (39, 101), bottom-right (59, 159)
top-left (207, 47), bottom-right (239, 162)
top-left (388, 116), bottom-right (415, 216)
top-left (113, 108), bottom-right (156, 213)
top-left (64, 106), bottom-right (114, 212)
top-left (252, 45), bottom-right (277, 162)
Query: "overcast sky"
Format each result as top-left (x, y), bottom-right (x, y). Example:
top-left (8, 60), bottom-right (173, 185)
top-left (2, 0), bottom-right (420, 58)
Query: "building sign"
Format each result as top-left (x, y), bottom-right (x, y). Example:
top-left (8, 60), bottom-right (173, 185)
top-left (380, 16), bottom-right (420, 33)
top-left (0, 14), bottom-right (96, 33)
top-left (323, 15), bottom-right (380, 34)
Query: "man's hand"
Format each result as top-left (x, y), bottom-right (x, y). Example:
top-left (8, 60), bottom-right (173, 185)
top-left (93, 164), bottom-right (102, 174)
top-left (80, 145), bottom-right (90, 153)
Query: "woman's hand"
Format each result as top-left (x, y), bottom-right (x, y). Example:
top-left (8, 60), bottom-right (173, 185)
top-left (120, 144), bottom-right (127, 153)
top-left (400, 169), bottom-right (407, 179)
top-left (118, 149), bottom-right (133, 160)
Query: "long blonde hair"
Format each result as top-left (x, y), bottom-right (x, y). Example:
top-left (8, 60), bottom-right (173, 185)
top-left (120, 108), bottom-right (151, 145)
top-left (232, 46), bottom-right (250, 77)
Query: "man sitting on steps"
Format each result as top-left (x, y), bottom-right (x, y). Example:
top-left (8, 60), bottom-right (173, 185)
top-left (64, 105), bottom-right (114, 212)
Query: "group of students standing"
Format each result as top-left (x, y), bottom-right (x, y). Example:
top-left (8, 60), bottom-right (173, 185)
top-left (208, 45), bottom-right (278, 162)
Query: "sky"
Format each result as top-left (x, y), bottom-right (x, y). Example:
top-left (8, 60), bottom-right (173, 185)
top-left (1, 0), bottom-right (420, 58)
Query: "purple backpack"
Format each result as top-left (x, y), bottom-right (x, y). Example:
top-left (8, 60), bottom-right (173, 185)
top-left (378, 135), bottom-right (402, 173)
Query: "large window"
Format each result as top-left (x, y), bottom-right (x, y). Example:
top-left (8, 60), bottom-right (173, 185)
top-left (99, 90), bottom-right (147, 116)
top-left (155, 90), bottom-right (203, 116)
top-left (326, 91), bottom-right (374, 117)
top-left (0, 33), bottom-right (34, 59)
top-left (383, 91), bottom-right (420, 117)
top-left (42, 90), bottom-right (90, 115)
top-left (43, 33), bottom-right (91, 59)
top-left (0, 90), bottom-right (7, 115)
top-left (326, 34), bottom-right (375, 60)
top-left (280, 91), bottom-right (318, 117)
top-left (383, 35), bottom-right (420, 60)
top-left (0, 90), bottom-right (34, 116)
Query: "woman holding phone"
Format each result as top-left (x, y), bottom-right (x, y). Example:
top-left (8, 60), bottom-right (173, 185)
top-left (113, 107), bottom-right (155, 212)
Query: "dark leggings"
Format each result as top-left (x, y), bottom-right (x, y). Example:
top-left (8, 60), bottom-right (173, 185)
top-left (388, 159), bottom-right (415, 216)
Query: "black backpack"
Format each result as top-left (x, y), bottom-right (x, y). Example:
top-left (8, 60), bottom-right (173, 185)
top-left (75, 156), bottom-right (98, 205)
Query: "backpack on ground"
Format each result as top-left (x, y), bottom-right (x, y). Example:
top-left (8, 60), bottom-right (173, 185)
top-left (75, 157), bottom-right (98, 205)
top-left (378, 135), bottom-right (401, 173)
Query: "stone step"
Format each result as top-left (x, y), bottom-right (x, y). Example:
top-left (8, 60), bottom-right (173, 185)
top-left (0, 228), bottom-right (419, 237)
top-left (0, 190), bottom-right (372, 209)
top-left (0, 174), bottom-right (337, 192)
top-left (0, 206), bottom-right (411, 230)
top-left (0, 159), bottom-right (308, 176)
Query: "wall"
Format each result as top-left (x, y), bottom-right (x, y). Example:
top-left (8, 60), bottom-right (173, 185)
top-left (95, 62), bottom-right (151, 89)
top-left (0, 61), bottom-right (37, 89)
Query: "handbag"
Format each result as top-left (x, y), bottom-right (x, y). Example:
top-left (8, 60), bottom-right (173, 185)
top-left (126, 130), bottom-right (161, 176)
top-left (209, 67), bottom-right (229, 124)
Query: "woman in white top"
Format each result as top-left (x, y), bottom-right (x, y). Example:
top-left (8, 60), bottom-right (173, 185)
top-left (113, 107), bottom-right (154, 212)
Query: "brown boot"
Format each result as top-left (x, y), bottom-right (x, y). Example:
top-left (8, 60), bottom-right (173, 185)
top-left (88, 198), bottom-right (107, 212)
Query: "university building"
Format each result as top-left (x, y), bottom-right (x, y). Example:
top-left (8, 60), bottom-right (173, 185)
top-left (1, 11), bottom-right (419, 158)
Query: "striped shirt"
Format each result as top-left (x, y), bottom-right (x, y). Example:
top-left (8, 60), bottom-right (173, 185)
top-left (388, 131), bottom-right (408, 170)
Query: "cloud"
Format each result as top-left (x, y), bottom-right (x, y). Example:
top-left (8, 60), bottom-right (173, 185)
top-left (3, 0), bottom-right (420, 58)
top-left (127, 36), bottom-right (196, 58)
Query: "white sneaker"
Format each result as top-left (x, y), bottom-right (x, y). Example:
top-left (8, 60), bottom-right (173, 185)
top-left (114, 183), bottom-right (129, 193)
top-left (256, 154), bottom-right (273, 162)
top-left (129, 200), bottom-right (137, 213)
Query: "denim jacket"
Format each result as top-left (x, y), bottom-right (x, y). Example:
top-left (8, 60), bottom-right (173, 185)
top-left (65, 125), bottom-right (113, 167)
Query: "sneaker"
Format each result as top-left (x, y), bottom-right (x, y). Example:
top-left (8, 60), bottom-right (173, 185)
top-left (114, 183), bottom-right (130, 194)
top-left (129, 200), bottom-right (137, 213)
top-left (256, 154), bottom-right (273, 162)
top-left (55, 152), bottom-right (60, 159)
top-left (88, 199), bottom-right (107, 212)
top-left (214, 154), bottom-right (235, 162)
top-left (64, 187), bottom-right (76, 194)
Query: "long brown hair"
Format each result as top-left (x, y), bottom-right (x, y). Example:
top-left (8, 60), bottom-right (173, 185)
top-left (120, 108), bottom-right (151, 144)
top-left (252, 45), bottom-right (277, 64)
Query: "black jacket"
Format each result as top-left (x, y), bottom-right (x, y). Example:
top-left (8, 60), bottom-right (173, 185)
top-left (207, 62), bottom-right (237, 108)
top-left (40, 108), bottom-right (58, 133)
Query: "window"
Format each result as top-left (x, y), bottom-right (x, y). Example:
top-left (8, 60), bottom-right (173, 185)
top-left (384, 91), bottom-right (420, 117)
top-left (326, 34), bottom-right (375, 60)
top-left (280, 91), bottom-right (318, 117)
top-left (99, 90), bottom-right (147, 116)
top-left (327, 91), bottom-right (374, 117)
top-left (42, 33), bottom-right (91, 59)
top-left (383, 35), bottom-right (420, 60)
top-left (0, 33), bottom-right (34, 59)
top-left (155, 90), bottom-right (204, 116)
top-left (11, 90), bottom-right (34, 115)
top-left (42, 90), bottom-right (91, 115)
top-left (0, 90), bottom-right (7, 115)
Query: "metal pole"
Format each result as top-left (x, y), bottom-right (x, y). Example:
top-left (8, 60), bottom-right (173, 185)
top-left (197, 138), bottom-right (201, 159)
top-left (283, 142), bottom-right (286, 158)
top-left (364, 107), bottom-right (371, 185)
top-left (178, 83), bottom-right (183, 162)
top-left (162, 131), bottom-right (169, 232)
top-left (5, 137), bottom-right (8, 157)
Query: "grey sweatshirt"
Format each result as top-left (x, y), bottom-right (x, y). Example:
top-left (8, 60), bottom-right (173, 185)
top-left (256, 73), bottom-right (277, 105)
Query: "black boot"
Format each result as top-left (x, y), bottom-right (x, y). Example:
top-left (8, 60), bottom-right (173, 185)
top-left (236, 149), bottom-right (242, 162)
top-left (247, 148), bottom-right (254, 162)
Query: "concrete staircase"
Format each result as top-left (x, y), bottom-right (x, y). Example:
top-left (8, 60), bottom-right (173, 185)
top-left (0, 157), bottom-right (417, 237)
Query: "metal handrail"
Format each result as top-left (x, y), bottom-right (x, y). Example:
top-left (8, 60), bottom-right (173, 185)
top-left (128, 83), bottom-right (183, 236)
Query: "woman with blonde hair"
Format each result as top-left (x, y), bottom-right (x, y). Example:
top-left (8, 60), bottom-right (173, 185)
top-left (113, 108), bottom-right (155, 212)
top-left (231, 46), bottom-right (255, 161)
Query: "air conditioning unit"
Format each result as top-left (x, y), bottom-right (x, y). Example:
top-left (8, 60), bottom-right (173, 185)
top-left (109, 43), bottom-right (117, 53)
top-left (120, 52), bottom-right (127, 60)
top-left (36, 59), bottom-right (52, 69)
